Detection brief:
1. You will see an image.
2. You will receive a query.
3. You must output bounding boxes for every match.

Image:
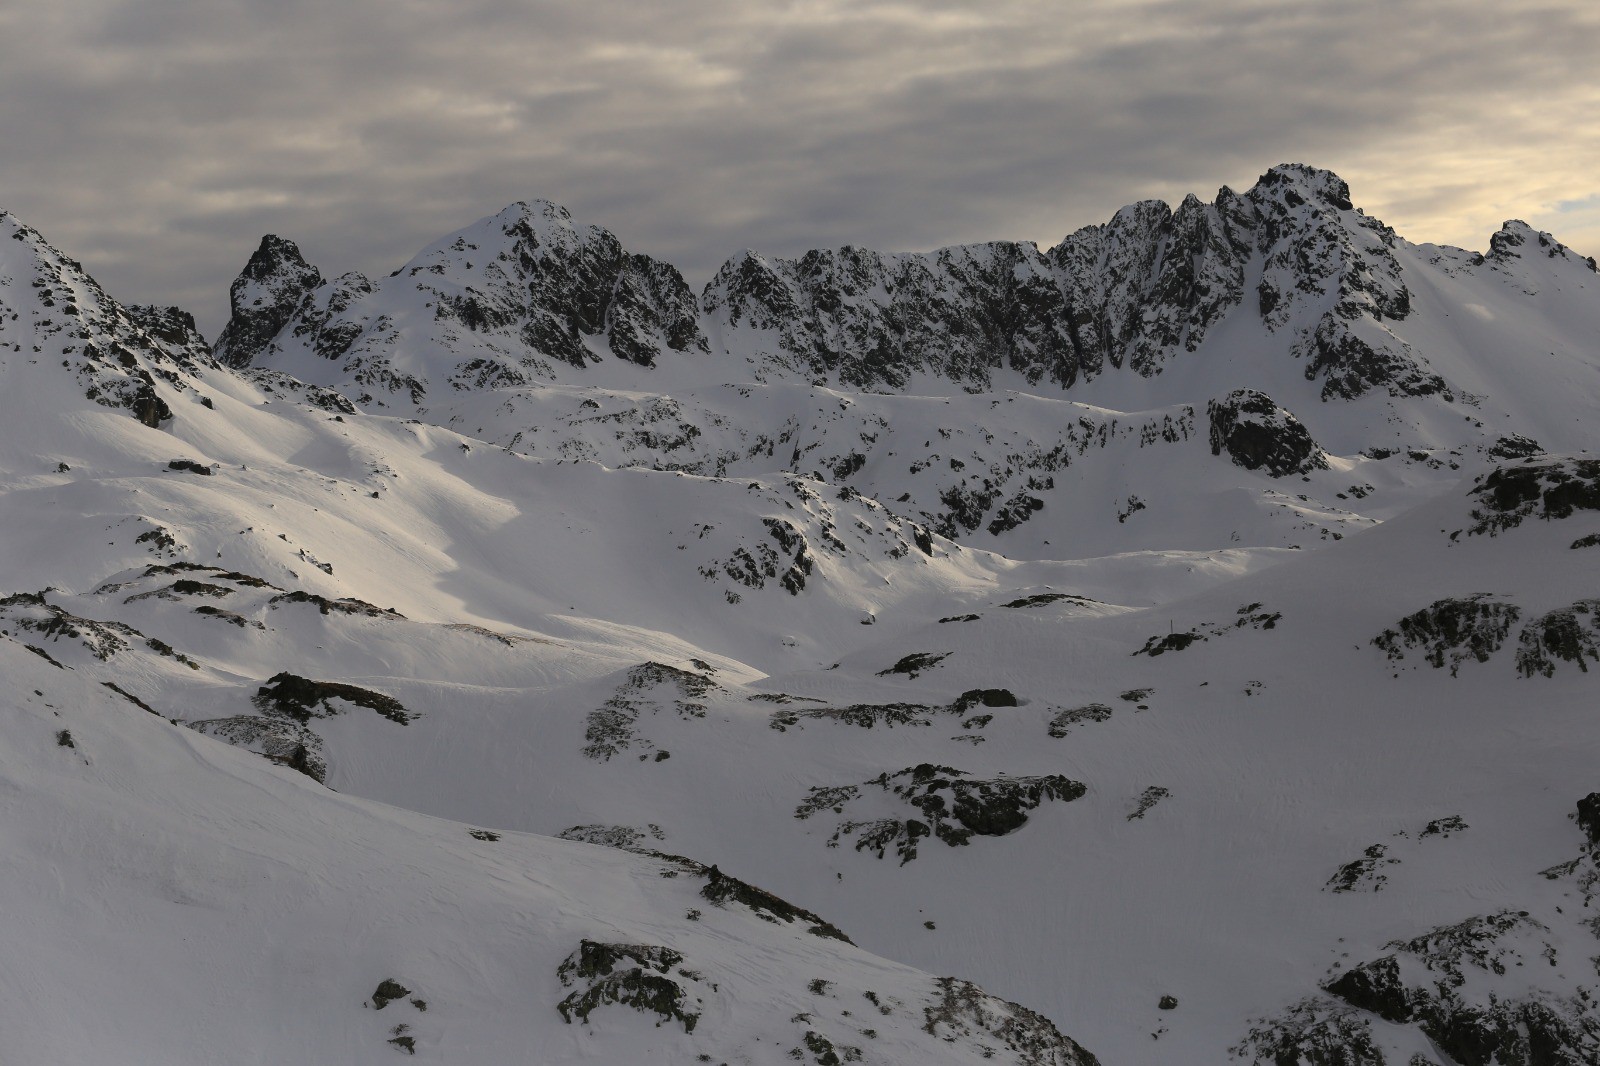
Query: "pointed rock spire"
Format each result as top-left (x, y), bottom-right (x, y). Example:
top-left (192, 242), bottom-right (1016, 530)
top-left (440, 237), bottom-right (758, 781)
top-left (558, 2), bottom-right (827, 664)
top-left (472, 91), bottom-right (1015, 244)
top-left (214, 234), bottom-right (323, 368)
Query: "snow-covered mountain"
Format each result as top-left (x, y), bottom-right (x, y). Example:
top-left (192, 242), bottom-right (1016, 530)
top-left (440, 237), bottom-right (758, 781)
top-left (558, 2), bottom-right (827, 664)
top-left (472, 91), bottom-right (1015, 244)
top-left (2, 165), bottom-right (1598, 1064)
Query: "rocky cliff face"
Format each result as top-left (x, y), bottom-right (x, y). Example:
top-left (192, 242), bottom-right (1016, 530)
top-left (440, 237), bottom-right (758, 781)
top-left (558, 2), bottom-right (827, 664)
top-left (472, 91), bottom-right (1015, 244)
top-left (702, 164), bottom-right (1460, 398)
top-left (216, 164), bottom-right (1594, 411)
top-left (702, 240), bottom-right (1079, 390)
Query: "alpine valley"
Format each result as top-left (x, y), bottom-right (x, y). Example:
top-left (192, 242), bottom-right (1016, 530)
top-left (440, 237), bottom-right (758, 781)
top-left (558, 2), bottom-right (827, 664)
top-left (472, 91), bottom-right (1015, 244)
top-left (3, 164), bottom-right (1599, 1065)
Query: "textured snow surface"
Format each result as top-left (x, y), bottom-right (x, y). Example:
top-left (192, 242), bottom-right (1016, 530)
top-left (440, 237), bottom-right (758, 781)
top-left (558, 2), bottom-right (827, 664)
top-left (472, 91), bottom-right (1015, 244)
top-left (1, 166), bottom-right (1598, 1064)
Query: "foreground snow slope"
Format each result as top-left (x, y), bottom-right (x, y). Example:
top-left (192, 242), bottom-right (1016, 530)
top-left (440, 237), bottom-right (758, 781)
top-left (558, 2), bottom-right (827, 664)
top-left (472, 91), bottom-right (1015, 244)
top-left (2, 638), bottom-right (1102, 1065)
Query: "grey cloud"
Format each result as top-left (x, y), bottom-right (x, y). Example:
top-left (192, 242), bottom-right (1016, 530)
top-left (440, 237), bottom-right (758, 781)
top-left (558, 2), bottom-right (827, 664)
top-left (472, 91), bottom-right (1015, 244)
top-left (2, 0), bottom-right (1595, 337)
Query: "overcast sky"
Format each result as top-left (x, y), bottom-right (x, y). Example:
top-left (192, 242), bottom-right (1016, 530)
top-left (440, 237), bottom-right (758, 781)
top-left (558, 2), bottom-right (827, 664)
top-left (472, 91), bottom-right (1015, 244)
top-left (2, 0), bottom-right (1597, 338)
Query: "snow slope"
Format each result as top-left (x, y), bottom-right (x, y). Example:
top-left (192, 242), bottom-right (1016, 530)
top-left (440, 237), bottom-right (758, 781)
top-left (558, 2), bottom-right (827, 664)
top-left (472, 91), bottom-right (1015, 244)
top-left (2, 167), bottom-right (1598, 1064)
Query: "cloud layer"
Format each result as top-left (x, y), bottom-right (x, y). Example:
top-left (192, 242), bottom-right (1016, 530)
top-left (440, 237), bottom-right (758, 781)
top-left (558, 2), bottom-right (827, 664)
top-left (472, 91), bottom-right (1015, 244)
top-left (3, 0), bottom-right (1596, 336)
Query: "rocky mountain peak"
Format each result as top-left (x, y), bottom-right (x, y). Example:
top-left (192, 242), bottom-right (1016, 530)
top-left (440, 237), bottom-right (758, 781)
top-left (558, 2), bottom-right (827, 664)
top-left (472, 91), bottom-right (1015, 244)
top-left (1249, 162), bottom-right (1356, 211)
top-left (214, 234), bottom-right (324, 368)
top-left (1487, 219), bottom-right (1598, 271)
top-left (0, 208), bottom-right (213, 427)
top-left (210, 199), bottom-right (709, 402)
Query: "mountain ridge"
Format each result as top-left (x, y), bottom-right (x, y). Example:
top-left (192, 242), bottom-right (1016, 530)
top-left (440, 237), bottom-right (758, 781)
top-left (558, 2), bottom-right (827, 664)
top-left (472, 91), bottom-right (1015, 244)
top-left (214, 164), bottom-right (1596, 404)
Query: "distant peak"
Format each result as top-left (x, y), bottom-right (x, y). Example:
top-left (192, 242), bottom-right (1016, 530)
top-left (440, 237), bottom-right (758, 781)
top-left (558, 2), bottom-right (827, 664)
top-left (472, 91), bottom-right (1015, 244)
top-left (240, 234), bottom-right (321, 288)
top-left (1488, 219), bottom-right (1597, 270)
top-left (1252, 163), bottom-right (1355, 211)
top-left (496, 199), bottom-right (575, 226)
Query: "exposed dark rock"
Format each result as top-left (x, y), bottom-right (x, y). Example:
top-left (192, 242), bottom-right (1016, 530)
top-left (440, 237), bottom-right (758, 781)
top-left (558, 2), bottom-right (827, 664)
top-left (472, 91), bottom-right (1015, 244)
top-left (1577, 793), bottom-right (1600, 846)
top-left (582, 662), bottom-right (716, 761)
top-left (239, 367), bottom-right (358, 413)
top-left (876, 652), bottom-right (949, 679)
top-left (1000, 592), bottom-right (1099, 610)
top-left (266, 590), bottom-right (402, 617)
top-left (707, 240), bottom-right (1080, 391)
top-left (1468, 459), bottom-right (1600, 536)
top-left (557, 824), bottom-right (664, 849)
top-left (1207, 388), bottom-right (1327, 476)
top-left (253, 672), bottom-right (414, 724)
top-left (125, 304), bottom-right (211, 363)
top-left (1299, 314), bottom-right (1446, 401)
top-left (101, 681), bottom-right (157, 714)
top-left (1323, 911), bottom-right (1599, 1066)
top-left (701, 865), bottom-right (852, 943)
top-left (800, 764), bottom-right (1085, 863)
top-left (1233, 998), bottom-right (1385, 1066)
top-left (922, 976), bottom-right (1101, 1066)
top-left (188, 714), bottom-right (328, 782)
top-left (371, 979), bottom-right (412, 1010)
top-left (1373, 594), bottom-right (1520, 676)
top-left (1325, 844), bottom-right (1398, 892)
top-left (214, 235), bottom-right (324, 368)
top-left (1515, 600), bottom-right (1600, 677)
top-left (0, 591), bottom-right (201, 666)
top-left (131, 388), bottom-right (173, 428)
top-left (1419, 815), bottom-right (1468, 839)
top-left (1128, 786), bottom-right (1170, 820)
top-left (1134, 632), bottom-right (1202, 656)
top-left (951, 688), bottom-right (1018, 712)
top-left (770, 702), bottom-right (938, 731)
top-left (1047, 704), bottom-right (1113, 738)
top-left (986, 492), bottom-right (1044, 535)
top-left (556, 941), bottom-right (701, 1033)
top-left (1489, 434), bottom-right (1544, 460)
